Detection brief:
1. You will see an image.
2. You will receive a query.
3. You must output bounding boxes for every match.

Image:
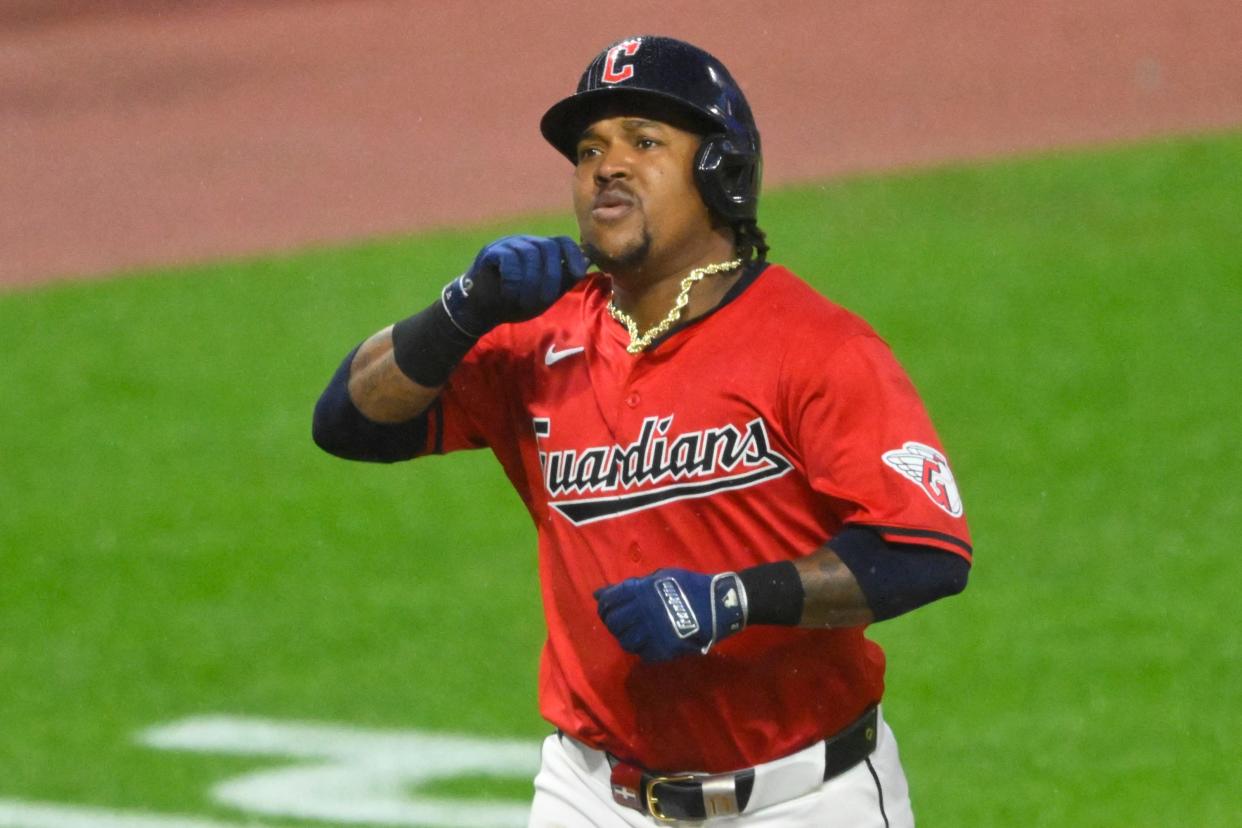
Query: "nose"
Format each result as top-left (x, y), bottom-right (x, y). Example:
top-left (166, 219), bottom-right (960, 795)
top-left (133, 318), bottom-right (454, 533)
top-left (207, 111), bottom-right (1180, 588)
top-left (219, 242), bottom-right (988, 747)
top-left (594, 143), bottom-right (632, 186)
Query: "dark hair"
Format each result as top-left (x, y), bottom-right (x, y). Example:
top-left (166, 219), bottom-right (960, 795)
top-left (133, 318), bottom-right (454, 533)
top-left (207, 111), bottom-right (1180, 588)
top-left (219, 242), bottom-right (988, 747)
top-left (733, 220), bottom-right (769, 264)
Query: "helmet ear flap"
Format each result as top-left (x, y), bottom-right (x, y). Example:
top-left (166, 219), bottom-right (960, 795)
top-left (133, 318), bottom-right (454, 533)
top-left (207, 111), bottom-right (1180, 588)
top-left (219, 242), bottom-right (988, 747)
top-left (694, 135), bottom-right (761, 223)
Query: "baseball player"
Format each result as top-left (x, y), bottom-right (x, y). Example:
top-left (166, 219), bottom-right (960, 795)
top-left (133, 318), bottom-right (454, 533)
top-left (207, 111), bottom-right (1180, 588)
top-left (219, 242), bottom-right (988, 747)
top-left (313, 36), bottom-right (972, 827)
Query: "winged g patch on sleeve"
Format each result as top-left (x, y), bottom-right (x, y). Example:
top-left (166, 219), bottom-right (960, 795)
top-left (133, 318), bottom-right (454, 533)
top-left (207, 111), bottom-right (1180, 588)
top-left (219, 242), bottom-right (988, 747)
top-left (882, 442), bottom-right (964, 517)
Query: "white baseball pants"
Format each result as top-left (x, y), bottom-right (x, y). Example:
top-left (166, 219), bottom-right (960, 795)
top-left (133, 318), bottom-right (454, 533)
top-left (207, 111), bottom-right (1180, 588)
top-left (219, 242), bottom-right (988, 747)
top-left (528, 711), bottom-right (914, 827)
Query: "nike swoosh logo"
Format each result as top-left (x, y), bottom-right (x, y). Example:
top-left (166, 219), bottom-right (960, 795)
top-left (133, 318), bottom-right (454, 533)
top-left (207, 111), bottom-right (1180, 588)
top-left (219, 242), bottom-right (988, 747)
top-left (545, 344), bottom-right (585, 366)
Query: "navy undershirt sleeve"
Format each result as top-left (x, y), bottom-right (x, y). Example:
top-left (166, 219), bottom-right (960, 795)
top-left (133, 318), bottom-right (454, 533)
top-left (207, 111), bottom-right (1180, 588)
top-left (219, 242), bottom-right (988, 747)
top-left (311, 345), bottom-right (430, 463)
top-left (829, 526), bottom-right (970, 621)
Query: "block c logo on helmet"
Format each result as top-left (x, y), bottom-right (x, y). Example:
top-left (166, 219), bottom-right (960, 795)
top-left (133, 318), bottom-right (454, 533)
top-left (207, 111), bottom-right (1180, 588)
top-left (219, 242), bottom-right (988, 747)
top-left (602, 38), bottom-right (642, 84)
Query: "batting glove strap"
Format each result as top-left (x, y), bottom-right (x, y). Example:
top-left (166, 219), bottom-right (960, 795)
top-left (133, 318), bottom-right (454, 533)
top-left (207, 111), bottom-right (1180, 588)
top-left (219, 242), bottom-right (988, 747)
top-left (701, 571), bottom-right (748, 654)
top-left (440, 273), bottom-right (491, 339)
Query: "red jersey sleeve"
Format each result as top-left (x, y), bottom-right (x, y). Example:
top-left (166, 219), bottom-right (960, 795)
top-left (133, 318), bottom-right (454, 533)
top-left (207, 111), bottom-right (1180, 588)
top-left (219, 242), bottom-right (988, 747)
top-left (425, 326), bottom-right (521, 456)
top-left (782, 331), bottom-right (972, 560)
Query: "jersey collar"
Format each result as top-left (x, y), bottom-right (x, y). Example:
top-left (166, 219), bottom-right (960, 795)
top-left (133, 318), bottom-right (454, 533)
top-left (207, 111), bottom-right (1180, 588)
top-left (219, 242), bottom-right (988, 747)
top-left (639, 259), bottom-right (769, 353)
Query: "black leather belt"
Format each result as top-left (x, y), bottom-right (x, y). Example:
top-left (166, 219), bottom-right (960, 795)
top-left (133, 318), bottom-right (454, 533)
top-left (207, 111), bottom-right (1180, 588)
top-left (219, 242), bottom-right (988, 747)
top-left (605, 705), bottom-right (879, 822)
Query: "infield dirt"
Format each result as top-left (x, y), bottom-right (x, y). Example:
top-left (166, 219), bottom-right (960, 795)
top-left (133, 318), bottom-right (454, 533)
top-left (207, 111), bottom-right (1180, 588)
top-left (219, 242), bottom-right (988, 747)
top-left (2, 0), bottom-right (1240, 286)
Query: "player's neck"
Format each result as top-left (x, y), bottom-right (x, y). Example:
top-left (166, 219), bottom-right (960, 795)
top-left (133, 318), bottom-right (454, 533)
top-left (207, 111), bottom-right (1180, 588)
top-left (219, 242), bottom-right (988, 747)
top-left (609, 236), bottom-right (742, 332)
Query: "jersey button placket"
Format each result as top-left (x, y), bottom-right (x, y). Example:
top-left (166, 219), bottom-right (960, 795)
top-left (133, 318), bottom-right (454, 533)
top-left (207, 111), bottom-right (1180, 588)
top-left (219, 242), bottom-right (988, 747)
top-left (618, 363), bottom-right (646, 433)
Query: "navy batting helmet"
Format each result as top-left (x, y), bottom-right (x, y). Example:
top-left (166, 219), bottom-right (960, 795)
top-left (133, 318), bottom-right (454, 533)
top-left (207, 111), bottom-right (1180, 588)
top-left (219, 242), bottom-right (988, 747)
top-left (540, 36), bottom-right (762, 223)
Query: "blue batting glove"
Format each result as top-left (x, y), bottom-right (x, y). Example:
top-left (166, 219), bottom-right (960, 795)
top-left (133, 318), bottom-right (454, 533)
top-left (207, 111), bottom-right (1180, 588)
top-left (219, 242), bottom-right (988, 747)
top-left (441, 235), bottom-right (588, 337)
top-left (594, 568), bottom-right (748, 662)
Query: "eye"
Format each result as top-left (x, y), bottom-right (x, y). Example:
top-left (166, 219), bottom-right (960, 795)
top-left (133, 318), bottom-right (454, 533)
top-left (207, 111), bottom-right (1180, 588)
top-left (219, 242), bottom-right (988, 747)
top-left (636, 136), bottom-right (660, 150)
top-left (576, 145), bottom-right (602, 162)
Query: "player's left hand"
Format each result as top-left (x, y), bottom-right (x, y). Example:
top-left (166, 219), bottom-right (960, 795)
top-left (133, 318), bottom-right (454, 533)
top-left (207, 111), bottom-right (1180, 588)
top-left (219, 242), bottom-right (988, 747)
top-left (594, 568), bottom-right (748, 662)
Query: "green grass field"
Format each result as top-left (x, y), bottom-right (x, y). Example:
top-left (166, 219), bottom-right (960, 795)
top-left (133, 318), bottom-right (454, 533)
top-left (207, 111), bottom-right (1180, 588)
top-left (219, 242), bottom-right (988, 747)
top-left (2, 129), bottom-right (1239, 827)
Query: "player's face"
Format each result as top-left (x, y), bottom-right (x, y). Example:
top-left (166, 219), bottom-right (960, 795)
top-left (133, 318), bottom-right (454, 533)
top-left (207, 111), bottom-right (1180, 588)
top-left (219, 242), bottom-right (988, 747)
top-left (572, 116), bottom-right (713, 275)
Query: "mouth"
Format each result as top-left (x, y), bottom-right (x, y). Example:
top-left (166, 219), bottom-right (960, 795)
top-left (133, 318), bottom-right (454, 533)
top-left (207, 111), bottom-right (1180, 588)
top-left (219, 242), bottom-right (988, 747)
top-left (591, 186), bottom-right (637, 222)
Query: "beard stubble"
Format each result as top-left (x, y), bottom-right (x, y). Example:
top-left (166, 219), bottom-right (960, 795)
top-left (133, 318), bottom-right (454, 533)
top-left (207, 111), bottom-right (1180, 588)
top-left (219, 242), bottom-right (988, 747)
top-left (581, 226), bottom-right (653, 275)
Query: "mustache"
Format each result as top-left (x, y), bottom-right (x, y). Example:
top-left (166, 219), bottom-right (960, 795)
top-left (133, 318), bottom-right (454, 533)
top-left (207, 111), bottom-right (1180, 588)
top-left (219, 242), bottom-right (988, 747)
top-left (592, 181), bottom-right (638, 209)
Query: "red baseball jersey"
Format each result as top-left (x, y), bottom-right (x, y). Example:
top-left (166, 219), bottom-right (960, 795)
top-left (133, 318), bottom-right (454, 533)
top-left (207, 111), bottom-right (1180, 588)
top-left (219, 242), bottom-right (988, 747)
top-left (421, 263), bottom-right (971, 773)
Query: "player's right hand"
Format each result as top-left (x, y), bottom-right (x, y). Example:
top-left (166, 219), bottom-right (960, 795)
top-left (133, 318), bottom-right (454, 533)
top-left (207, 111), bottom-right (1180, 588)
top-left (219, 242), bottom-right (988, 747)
top-left (441, 235), bottom-right (589, 338)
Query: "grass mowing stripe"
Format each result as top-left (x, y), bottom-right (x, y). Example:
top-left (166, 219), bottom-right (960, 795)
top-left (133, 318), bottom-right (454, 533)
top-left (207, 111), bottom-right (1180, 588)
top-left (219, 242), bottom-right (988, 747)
top-left (2, 130), bottom-right (1239, 826)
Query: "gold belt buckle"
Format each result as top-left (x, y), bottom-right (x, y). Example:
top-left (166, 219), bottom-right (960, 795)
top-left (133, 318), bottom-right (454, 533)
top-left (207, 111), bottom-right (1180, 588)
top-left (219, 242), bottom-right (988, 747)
top-left (645, 774), bottom-right (698, 823)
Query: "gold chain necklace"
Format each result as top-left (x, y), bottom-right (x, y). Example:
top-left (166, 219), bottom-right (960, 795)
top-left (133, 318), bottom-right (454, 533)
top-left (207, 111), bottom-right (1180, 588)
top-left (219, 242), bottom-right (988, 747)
top-left (608, 259), bottom-right (742, 353)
